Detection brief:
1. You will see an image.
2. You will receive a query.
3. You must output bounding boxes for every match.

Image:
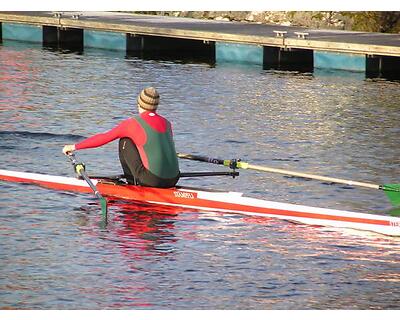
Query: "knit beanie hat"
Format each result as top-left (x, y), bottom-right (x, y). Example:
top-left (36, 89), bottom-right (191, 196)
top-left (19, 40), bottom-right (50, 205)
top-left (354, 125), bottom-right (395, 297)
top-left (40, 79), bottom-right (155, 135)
top-left (138, 87), bottom-right (160, 111)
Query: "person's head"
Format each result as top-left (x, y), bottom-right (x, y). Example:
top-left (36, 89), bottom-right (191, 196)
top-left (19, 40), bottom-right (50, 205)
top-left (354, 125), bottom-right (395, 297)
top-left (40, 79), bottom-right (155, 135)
top-left (137, 87), bottom-right (159, 113)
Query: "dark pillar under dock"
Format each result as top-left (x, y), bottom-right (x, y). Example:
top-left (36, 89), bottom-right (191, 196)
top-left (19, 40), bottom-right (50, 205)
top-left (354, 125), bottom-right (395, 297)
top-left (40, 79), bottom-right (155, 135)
top-left (43, 26), bottom-right (83, 51)
top-left (366, 55), bottom-right (400, 79)
top-left (127, 34), bottom-right (215, 61)
top-left (263, 46), bottom-right (313, 71)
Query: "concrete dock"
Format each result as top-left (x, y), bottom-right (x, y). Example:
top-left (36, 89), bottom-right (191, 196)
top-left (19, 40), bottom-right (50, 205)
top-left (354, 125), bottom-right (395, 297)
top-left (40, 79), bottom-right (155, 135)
top-left (1, 11), bottom-right (399, 77)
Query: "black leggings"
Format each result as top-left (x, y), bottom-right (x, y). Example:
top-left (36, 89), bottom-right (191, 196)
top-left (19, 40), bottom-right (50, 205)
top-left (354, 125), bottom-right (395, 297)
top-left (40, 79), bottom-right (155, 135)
top-left (118, 138), bottom-right (179, 188)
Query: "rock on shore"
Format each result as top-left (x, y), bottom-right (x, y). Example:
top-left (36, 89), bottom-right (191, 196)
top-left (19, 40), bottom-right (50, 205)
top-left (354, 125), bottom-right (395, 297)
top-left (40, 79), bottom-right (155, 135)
top-left (138, 11), bottom-right (352, 30)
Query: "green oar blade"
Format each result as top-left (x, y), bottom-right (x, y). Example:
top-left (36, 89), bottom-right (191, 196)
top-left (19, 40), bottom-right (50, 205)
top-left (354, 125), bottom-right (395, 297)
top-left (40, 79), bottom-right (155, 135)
top-left (100, 197), bottom-right (108, 216)
top-left (388, 207), bottom-right (400, 217)
top-left (382, 184), bottom-right (400, 207)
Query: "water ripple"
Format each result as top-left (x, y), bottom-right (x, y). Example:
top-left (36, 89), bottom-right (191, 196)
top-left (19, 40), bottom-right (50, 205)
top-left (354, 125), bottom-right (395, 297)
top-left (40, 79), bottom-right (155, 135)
top-left (0, 41), bottom-right (399, 309)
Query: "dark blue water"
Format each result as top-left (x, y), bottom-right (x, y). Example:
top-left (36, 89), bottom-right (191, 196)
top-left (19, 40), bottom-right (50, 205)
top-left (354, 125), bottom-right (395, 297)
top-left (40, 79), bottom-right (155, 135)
top-left (1, 41), bottom-right (400, 309)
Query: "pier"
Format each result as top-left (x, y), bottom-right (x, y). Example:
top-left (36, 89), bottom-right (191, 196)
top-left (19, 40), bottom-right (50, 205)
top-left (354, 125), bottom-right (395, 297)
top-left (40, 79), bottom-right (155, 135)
top-left (1, 11), bottom-right (399, 77)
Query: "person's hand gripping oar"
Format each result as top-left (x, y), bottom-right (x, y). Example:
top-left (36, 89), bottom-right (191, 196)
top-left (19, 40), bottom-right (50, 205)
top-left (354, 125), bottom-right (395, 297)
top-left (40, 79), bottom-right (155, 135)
top-left (63, 146), bottom-right (108, 216)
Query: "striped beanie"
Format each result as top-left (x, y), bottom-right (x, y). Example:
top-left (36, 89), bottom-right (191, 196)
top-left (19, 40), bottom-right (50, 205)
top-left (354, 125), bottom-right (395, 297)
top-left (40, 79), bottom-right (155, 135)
top-left (137, 87), bottom-right (160, 111)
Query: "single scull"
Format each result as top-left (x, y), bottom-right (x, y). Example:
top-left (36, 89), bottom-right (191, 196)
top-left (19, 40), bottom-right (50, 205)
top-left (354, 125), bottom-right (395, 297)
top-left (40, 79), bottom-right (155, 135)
top-left (1, 168), bottom-right (400, 236)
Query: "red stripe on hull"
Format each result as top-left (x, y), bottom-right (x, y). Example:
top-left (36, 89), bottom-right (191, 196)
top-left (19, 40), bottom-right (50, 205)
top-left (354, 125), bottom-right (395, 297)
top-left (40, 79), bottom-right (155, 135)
top-left (0, 173), bottom-right (93, 194)
top-left (97, 184), bottom-right (391, 227)
top-left (1, 172), bottom-right (398, 233)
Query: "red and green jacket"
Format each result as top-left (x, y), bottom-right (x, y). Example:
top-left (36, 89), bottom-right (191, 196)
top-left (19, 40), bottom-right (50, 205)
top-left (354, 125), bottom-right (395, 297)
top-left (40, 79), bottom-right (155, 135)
top-left (75, 111), bottom-right (179, 179)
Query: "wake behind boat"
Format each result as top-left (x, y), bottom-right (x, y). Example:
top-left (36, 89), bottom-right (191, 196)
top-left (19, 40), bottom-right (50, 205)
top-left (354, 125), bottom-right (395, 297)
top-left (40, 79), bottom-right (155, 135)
top-left (1, 167), bottom-right (400, 237)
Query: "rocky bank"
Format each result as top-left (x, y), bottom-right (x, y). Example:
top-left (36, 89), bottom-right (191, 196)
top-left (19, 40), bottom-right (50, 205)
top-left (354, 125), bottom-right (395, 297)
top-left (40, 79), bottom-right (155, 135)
top-left (138, 12), bottom-right (353, 30)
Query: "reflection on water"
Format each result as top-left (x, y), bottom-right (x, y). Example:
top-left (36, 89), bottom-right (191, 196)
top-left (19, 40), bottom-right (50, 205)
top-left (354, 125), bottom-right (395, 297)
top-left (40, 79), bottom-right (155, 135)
top-left (0, 41), bottom-right (400, 309)
top-left (106, 200), bottom-right (180, 259)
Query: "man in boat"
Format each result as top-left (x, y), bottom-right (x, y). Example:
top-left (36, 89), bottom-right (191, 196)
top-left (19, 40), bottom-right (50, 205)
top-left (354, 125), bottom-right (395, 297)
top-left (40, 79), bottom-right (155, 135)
top-left (62, 87), bottom-right (180, 188)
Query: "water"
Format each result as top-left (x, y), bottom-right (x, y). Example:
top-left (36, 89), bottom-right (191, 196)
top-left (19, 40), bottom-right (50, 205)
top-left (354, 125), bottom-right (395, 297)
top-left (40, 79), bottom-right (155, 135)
top-left (0, 41), bottom-right (400, 310)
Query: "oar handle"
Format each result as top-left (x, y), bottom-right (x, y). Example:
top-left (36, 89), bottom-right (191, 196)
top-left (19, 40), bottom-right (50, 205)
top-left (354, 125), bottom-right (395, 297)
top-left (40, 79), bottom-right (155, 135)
top-left (177, 153), bottom-right (227, 166)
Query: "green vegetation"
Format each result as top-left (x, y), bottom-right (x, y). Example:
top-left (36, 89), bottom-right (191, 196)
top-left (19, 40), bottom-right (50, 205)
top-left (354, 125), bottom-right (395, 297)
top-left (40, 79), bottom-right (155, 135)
top-left (135, 11), bottom-right (400, 33)
top-left (342, 12), bottom-right (400, 33)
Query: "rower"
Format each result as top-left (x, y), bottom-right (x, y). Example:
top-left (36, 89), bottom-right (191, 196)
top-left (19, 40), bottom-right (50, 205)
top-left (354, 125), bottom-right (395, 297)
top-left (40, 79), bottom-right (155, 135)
top-left (62, 87), bottom-right (180, 188)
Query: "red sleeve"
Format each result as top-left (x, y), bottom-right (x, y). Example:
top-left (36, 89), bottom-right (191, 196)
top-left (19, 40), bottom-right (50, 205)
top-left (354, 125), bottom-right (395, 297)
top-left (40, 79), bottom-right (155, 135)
top-left (75, 120), bottom-right (128, 150)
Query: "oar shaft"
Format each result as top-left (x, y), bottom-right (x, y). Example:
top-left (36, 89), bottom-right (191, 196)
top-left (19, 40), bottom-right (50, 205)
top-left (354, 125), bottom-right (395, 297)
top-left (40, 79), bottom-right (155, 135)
top-left (78, 169), bottom-right (103, 200)
top-left (67, 153), bottom-right (107, 215)
top-left (178, 152), bottom-right (399, 207)
top-left (178, 153), bottom-right (381, 190)
top-left (244, 163), bottom-right (381, 190)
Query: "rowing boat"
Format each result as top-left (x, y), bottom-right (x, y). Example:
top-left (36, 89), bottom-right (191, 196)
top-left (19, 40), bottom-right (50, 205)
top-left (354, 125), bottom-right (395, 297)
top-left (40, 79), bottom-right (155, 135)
top-left (1, 168), bottom-right (399, 236)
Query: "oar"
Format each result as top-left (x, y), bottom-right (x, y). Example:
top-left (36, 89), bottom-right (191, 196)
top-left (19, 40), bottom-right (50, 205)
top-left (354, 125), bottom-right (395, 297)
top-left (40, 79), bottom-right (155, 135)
top-left (66, 153), bottom-right (108, 216)
top-left (177, 153), bottom-right (400, 207)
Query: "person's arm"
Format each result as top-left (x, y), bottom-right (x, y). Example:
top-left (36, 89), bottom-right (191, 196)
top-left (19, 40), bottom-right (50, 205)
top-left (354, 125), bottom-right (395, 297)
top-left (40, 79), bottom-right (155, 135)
top-left (62, 121), bottom-right (127, 155)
